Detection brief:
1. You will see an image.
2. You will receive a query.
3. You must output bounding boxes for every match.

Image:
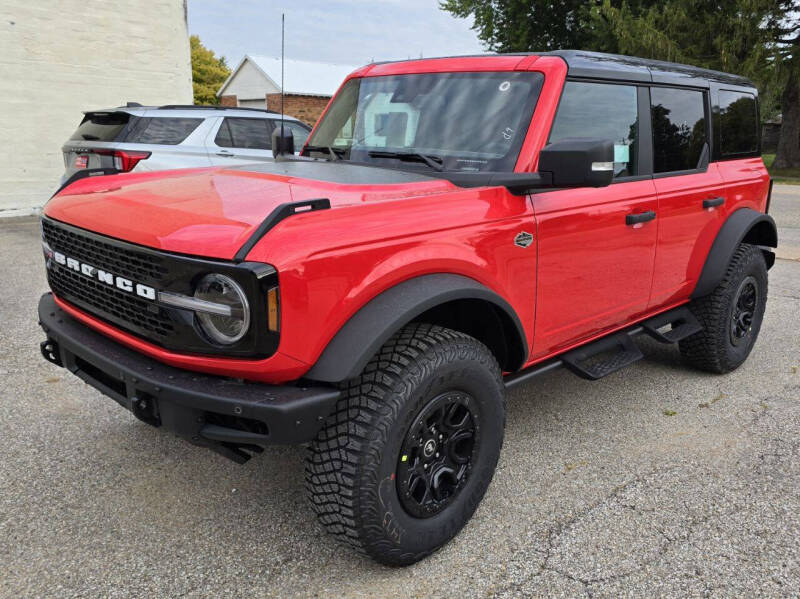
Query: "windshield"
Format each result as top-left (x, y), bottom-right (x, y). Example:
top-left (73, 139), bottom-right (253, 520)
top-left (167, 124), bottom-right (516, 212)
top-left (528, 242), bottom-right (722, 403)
top-left (305, 71), bottom-right (544, 172)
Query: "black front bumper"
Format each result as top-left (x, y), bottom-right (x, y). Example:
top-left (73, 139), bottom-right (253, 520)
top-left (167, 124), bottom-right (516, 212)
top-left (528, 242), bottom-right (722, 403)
top-left (38, 293), bottom-right (341, 463)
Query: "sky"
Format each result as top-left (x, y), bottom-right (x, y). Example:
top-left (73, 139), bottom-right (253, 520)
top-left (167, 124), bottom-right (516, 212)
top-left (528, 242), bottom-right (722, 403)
top-left (187, 0), bottom-right (485, 68)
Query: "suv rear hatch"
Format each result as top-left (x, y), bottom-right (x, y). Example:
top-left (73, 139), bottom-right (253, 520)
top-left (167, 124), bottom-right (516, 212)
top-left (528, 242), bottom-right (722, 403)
top-left (62, 111), bottom-right (152, 180)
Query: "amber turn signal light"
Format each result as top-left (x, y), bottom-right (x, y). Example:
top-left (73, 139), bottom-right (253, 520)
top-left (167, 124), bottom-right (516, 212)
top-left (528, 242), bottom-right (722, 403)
top-left (267, 286), bottom-right (280, 332)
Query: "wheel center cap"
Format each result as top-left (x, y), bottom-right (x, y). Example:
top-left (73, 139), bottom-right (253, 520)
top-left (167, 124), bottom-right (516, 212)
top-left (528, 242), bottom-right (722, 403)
top-left (423, 439), bottom-right (437, 458)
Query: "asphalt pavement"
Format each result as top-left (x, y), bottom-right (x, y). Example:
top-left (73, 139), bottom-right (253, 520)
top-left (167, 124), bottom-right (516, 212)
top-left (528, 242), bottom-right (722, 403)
top-left (1, 187), bottom-right (798, 598)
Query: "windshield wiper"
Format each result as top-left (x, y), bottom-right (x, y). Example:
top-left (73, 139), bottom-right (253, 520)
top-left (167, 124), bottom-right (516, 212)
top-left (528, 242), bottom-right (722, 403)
top-left (368, 150), bottom-right (445, 172)
top-left (304, 145), bottom-right (345, 161)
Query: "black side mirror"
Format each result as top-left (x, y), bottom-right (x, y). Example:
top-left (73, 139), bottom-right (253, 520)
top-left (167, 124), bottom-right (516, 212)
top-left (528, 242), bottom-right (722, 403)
top-left (272, 124), bottom-right (295, 156)
top-left (538, 138), bottom-right (615, 188)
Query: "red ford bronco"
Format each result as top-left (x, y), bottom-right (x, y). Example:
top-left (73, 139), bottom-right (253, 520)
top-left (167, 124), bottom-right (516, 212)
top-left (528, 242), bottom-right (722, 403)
top-left (38, 51), bottom-right (777, 565)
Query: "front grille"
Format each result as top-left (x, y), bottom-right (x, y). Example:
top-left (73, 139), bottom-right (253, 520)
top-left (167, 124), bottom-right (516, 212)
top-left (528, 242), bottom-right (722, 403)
top-left (48, 266), bottom-right (174, 337)
top-left (42, 219), bottom-right (168, 282)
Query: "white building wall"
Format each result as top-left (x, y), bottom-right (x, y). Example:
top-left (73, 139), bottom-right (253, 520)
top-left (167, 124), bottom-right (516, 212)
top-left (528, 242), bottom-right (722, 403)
top-left (0, 0), bottom-right (193, 215)
top-left (222, 60), bottom-right (280, 102)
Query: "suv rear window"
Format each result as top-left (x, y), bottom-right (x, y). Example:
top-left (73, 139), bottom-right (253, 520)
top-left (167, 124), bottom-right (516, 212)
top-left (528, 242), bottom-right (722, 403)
top-left (69, 112), bottom-right (131, 142)
top-left (126, 117), bottom-right (203, 145)
top-left (719, 90), bottom-right (758, 156)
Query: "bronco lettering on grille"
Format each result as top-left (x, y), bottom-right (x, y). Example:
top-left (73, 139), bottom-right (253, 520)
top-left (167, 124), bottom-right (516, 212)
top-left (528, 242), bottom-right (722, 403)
top-left (46, 246), bottom-right (157, 301)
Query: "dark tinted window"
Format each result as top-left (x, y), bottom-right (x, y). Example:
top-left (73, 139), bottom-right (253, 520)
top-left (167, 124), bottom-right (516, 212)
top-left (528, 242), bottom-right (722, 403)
top-left (126, 117), bottom-right (202, 145)
top-left (216, 118), bottom-right (272, 149)
top-left (719, 90), bottom-right (758, 156)
top-left (550, 81), bottom-right (639, 178)
top-left (651, 88), bottom-right (707, 173)
top-left (69, 112), bottom-right (131, 141)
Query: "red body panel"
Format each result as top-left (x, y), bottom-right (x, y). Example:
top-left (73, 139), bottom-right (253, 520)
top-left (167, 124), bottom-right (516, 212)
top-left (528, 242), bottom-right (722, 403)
top-left (531, 179), bottom-right (659, 359)
top-left (43, 55), bottom-right (771, 383)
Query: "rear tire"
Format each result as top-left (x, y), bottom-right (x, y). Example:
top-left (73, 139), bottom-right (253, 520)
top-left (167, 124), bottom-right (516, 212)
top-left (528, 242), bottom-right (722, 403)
top-left (305, 323), bottom-right (505, 566)
top-left (680, 243), bottom-right (768, 373)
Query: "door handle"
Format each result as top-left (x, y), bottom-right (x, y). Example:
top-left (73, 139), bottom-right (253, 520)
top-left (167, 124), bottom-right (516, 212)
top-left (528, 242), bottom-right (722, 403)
top-left (626, 211), bottom-right (656, 226)
top-left (703, 197), bottom-right (725, 209)
top-left (216, 150), bottom-right (234, 157)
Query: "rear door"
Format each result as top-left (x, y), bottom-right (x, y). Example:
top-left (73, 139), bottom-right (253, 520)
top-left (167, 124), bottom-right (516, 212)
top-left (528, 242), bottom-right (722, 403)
top-left (648, 86), bottom-right (728, 308)
top-left (206, 117), bottom-right (275, 165)
top-left (532, 80), bottom-right (659, 359)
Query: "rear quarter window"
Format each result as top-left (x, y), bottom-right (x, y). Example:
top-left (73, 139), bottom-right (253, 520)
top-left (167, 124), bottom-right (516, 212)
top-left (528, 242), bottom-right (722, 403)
top-left (719, 90), bottom-right (758, 156)
top-left (126, 117), bottom-right (203, 145)
top-left (69, 112), bottom-right (131, 142)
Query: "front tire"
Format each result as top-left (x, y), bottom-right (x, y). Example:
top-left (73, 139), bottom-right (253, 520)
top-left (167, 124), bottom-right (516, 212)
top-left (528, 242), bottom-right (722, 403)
top-left (305, 323), bottom-right (505, 566)
top-left (680, 243), bottom-right (768, 373)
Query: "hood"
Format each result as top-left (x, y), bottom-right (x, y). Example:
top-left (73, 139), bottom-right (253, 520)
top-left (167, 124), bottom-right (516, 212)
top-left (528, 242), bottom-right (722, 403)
top-left (44, 161), bottom-right (456, 260)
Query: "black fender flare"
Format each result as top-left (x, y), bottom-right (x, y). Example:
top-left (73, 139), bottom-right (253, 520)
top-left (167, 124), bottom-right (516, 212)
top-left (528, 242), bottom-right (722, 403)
top-left (304, 274), bottom-right (528, 382)
top-left (692, 208), bottom-right (777, 299)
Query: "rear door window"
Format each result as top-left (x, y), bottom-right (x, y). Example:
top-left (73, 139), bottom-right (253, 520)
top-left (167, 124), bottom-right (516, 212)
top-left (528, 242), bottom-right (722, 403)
top-left (215, 118), bottom-right (273, 149)
top-left (69, 112), bottom-right (132, 142)
top-left (549, 81), bottom-right (639, 178)
top-left (719, 90), bottom-right (758, 156)
top-left (126, 117), bottom-right (203, 145)
top-left (650, 88), bottom-right (708, 173)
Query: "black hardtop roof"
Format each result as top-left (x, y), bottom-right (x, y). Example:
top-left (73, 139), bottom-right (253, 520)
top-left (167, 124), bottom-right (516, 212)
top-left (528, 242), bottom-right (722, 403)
top-left (542, 50), bottom-right (755, 88)
top-left (372, 50), bottom-right (755, 89)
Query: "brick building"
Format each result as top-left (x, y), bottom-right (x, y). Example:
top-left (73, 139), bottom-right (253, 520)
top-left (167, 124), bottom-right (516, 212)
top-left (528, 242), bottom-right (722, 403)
top-left (0, 0), bottom-right (192, 215)
top-left (216, 56), bottom-right (360, 126)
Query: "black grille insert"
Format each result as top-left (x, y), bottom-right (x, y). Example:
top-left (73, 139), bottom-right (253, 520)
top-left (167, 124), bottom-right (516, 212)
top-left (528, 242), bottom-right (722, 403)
top-left (42, 219), bottom-right (168, 282)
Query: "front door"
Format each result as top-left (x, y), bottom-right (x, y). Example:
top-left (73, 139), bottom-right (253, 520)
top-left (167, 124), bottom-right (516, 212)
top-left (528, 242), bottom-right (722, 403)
top-left (532, 80), bottom-right (658, 359)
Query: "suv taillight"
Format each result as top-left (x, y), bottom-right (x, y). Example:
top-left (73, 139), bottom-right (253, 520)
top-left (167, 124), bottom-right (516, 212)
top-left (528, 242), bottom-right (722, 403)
top-left (114, 150), bottom-right (151, 172)
top-left (93, 149), bottom-right (151, 173)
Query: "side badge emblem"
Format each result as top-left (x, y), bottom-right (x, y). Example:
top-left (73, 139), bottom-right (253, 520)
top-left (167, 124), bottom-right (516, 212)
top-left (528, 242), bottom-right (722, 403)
top-left (514, 231), bottom-right (534, 248)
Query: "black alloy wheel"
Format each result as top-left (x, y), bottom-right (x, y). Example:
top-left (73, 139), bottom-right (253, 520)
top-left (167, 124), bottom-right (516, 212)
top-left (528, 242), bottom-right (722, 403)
top-left (730, 276), bottom-right (758, 346)
top-left (396, 391), bottom-right (479, 518)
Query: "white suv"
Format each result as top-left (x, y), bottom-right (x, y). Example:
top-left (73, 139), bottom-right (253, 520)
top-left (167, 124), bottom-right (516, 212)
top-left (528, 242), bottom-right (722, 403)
top-left (60, 104), bottom-right (312, 183)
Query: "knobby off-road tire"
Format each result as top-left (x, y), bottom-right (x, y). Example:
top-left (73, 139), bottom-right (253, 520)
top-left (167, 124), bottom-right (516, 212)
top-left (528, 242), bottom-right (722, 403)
top-left (305, 323), bottom-right (505, 566)
top-left (680, 243), bottom-right (768, 373)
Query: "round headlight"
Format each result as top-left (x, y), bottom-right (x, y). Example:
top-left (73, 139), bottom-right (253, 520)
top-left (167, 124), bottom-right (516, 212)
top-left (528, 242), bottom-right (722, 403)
top-left (194, 274), bottom-right (250, 345)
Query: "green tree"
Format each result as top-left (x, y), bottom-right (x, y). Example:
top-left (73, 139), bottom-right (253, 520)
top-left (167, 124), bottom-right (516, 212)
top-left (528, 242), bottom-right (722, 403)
top-left (190, 35), bottom-right (231, 105)
top-left (441, 0), bottom-right (800, 167)
top-left (439, 0), bottom-right (594, 51)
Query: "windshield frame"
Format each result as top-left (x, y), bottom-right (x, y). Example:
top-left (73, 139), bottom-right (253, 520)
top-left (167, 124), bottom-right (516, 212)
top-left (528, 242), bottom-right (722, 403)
top-left (303, 71), bottom-right (544, 173)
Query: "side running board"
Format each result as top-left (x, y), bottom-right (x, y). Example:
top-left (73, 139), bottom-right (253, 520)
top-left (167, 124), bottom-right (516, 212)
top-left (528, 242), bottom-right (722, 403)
top-left (505, 305), bottom-right (703, 389)
top-left (639, 306), bottom-right (702, 344)
top-left (561, 333), bottom-right (643, 380)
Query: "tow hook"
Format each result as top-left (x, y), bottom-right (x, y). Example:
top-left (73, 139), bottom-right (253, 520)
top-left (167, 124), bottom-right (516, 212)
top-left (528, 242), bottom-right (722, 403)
top-left (40, 339), bottom-right (62, 367)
